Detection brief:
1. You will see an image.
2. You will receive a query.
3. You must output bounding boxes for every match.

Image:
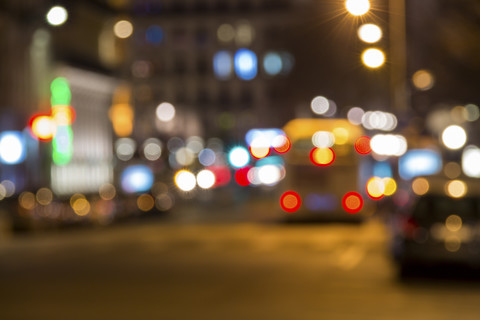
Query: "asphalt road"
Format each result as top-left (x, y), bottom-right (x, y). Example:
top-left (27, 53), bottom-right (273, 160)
top-left (1, 215), bottom-right (480, 320)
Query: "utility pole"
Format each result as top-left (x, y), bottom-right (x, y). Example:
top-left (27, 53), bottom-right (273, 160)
top-left (389, 0), bottom-right (408, 115)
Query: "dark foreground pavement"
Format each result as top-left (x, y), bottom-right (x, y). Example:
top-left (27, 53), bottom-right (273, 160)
top-left (1, 218), bottom-right (480, 320)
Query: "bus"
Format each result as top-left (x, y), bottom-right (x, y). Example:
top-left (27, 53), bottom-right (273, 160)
top-left (280, 118), bottom-right (374, 221)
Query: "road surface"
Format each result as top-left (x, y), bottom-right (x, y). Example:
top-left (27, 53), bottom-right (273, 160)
top-left (1, 215), bottom-right (480, 319)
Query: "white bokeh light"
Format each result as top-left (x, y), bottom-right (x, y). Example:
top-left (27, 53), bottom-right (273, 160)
top-left (442, 125), bottom-right (467, 150)
top-left (257, 165), bottom-right (281, 186)
top-left (196, 170), bottom-right (216, 189)
top-left (345, 0), bottom-right (370, 16)
top-left (0, 133), bottom-right (25, 164)
top-left (114, 20), bottom-right (133, 39)
top-left (174, 170), bottom-right (196, 192)
top-left (462, 146), bottom-right (480, 178)
top-left (156, 102), bottom-right (176, 122)
top-left (311, 96), bottom-right (330, 115)
top-left (362, 48), bottom-right (385, 68)
top-left (228, 147), bottom-right (250, 168)
top-left (357, 24), bottom-right (382, 43)
top-left (370, 134), bottom-right (407, 156)
top-left (312, 131), bottom-right (335, 148)
top-left (142, 138), bottom-right (162, 161)
top-left (347, 107), bottom-right (365, 125)
top-left (46, 6), bottom-right (68, 26)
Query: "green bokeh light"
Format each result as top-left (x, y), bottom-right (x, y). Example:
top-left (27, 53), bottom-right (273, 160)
top-left (50, 77), bottom-right (71, 106)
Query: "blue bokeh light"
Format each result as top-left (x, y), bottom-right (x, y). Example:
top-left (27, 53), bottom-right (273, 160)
top-left (146, 25), bottom-right (164, 44)
top-left (198, 148), bottom-right (216, 167)
top-left (213, 51), bottom-right (233, 80)
top-left (373, 161), bottom-right (393, 178)
top-left (399, 149), bottom-right (442, 180)
top-left (121, 165), bottom-right (154, 193)
top-left (263, 52), bottom-right (283, 76)
top-left (234, 49), bottom-right (257, 81)
top-left (0, 131), bottom-right (26, 165)
top-left (245, 128), bottom-right (285, 147)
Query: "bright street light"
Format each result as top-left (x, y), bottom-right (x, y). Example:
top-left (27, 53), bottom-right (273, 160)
top-left (362, 48), bottom-right (385, 68)
top-left (442, 125), bottom-right (467, 150)
top-left (345, 0), bottom-right (370, 16)
top-left (358, 24), bottom-right (382, 43)
top-left (46, 6), bottom-right (68, 26)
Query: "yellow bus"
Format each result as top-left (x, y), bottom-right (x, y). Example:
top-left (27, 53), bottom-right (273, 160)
top-left (280, 118), bottom-right (373, 221)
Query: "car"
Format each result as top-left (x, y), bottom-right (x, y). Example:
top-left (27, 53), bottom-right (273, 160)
top-left (390, 176), bottom-right (480, 276)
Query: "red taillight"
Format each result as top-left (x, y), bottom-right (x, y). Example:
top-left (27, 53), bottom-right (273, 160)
top-left (280, 191), bottom-right (301, 213)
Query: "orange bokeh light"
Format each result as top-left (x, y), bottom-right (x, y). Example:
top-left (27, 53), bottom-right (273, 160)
top-left (272, 135), bottom-right (291, 153)
top-left (29, 114), bottom-right (57, 141)
top-left (354, 136), bottom-right (371, 155)
top-left (342, 192), bottom-right (363, 214)
top-left (51, 105), bottom-right (76, 125)
top-left (280, 191), bottom-right (301, 213)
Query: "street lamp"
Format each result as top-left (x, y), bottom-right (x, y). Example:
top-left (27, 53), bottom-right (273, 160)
top-left (345, 0), bottom-right (370, 16)
top-left (357, 23), bottom-right (382, 43)
top-left (362, 48), bottom-right (385, 68)
top-left (46, 6), bottom-right (68, 26)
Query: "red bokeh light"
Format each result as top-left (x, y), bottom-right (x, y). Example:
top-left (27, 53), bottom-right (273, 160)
top-left (208, 166), bottom-right (231, 187)
top-left (342, 192), bottom-right (363, 214)
top-left (354, 136), bottom-right (371, 155)
top-left (280, 191), bottom-right (301, 213)
top-left (234, 166), bottom-right (251, 186)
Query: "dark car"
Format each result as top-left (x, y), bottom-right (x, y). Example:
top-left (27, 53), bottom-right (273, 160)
top-left (391, 177), bottom-right (480, 275)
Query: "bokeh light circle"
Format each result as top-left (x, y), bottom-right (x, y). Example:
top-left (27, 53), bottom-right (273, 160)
top-left (412, 177), bottom-right (429, 196)
top-left (310, 147), bottom-right (335, 166)
top-left (442, 125), bottom-right (467, 150)
top-left (354, 136), bottom-right (372, 155)
top-left (345, 0), bottom-right (370, 16)
top-left (46, 6), bottom-right (68, 26)
top-left (357, 23), bottom-right (382, 43)
top-left (362, 48), bottom-right (385, 68)
top-left (446, 180), bottom-right (467, 198)
top-left (272, 135), bottom-right (291, 153)
top-left (342, 192), bottom-right (363, 214)
top-left (366, 177), bottom-right (385, 200)
top-left (174, 170), bottom-right (196, 192)
top-left (156, 102), bottom-right (176, 122)
top-left (311, 96), bottom-right (330, 115)
top-left (114, 20), bottom-right (134, 39)
top-left (228, 146), bottom-right (250, 168)
top-left (196, 169), bottom-right (216, 189)
top-left (280, 191), bottom-right (301, 213)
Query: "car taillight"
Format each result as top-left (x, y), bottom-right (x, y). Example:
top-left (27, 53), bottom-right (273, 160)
top-left (402, 216), bottom-right (419, 239)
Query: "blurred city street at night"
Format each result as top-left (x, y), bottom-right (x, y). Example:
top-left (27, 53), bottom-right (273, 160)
top-left (2, 0), bottom-right (480, 318)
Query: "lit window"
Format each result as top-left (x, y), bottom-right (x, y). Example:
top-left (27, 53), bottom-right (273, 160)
top-left (234, 49), bottom-right (257, 81)
top-left (213, 51), bottom-right (233, 80)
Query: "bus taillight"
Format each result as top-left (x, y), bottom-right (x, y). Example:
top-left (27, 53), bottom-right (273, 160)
top-left (342, 192), bottom-right (363, 214)
top-left (280, 191), bottom-right (301, 213)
